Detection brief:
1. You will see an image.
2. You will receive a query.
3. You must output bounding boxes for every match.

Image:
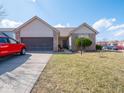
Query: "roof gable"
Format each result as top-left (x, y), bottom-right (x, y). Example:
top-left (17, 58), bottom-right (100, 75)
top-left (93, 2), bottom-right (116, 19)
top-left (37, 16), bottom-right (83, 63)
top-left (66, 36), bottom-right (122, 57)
top-left (14, 16), bottom-right (59, 34)
top-left (71, 23), bottom-right (98, 34)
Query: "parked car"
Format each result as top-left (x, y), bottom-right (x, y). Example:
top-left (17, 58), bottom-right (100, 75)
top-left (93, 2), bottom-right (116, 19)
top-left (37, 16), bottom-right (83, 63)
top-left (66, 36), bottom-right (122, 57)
top-left (102, 45), bottom-right (118, 50)
top-left (102, 46), bottom-right (108, 50)
top-left (111, 46), bottom-right (118, 50)
top-left (0, 36), bottom-right (26, 57)
top-left (116, 45), bottom-right (124, 50)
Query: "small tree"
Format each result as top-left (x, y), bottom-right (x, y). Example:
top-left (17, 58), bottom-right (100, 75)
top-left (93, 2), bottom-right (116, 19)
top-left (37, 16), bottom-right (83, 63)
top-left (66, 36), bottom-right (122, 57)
top-left (75, 37), bottom-right (92, 55)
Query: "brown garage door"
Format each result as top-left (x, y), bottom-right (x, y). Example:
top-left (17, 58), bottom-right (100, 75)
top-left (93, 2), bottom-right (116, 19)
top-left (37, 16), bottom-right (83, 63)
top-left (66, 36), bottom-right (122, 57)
top-left (21, 37), bottom-right (53, 51)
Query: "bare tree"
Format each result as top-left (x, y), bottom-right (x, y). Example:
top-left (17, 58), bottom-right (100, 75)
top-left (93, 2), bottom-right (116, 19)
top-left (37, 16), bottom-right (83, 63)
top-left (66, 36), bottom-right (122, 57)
top-left (0, 5), bottom-right (6, 19)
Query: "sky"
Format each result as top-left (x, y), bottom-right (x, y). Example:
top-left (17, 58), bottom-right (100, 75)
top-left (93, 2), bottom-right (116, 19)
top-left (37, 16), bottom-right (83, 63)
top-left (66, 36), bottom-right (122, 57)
top-left (0, 0), bottom-right (124, 41)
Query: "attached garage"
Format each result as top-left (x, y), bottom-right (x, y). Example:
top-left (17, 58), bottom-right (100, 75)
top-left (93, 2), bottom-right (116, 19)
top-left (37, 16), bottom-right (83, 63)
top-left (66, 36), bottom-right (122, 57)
top-left (15, 16), bottom-right (59, 51)
top-left (21, 37), bottom-right (53, 51)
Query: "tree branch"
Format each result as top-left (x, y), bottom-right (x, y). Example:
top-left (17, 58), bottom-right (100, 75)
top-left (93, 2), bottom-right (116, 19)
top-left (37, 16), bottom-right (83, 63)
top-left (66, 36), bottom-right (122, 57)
top-left (0, 5), bottom-right (6, 19)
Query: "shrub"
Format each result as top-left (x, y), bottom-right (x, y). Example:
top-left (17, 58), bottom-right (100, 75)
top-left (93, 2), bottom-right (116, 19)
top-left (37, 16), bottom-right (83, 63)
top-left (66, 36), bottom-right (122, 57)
top-left (96, 45), bottom-right (102, 50)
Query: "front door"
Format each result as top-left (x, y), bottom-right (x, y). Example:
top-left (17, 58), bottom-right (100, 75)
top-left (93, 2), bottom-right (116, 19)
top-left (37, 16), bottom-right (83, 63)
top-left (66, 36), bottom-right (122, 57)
top-left (62, 40), bottom-right (68, 49)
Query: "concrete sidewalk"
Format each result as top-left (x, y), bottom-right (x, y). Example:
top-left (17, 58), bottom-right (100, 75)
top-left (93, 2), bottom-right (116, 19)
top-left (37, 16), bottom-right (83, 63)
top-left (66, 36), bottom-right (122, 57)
top-left (0, 53), bottom-right (52, 93)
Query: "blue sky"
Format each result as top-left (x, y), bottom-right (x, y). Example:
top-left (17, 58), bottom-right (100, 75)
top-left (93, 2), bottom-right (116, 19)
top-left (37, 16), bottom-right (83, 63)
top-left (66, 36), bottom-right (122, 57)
top-left (0, 0), bottom-right (124, 41)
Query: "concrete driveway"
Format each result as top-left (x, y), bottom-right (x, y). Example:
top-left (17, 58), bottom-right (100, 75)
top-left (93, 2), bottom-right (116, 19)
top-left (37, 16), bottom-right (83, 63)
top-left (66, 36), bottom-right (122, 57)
top-left (0, 52), bottom-right (52, 93)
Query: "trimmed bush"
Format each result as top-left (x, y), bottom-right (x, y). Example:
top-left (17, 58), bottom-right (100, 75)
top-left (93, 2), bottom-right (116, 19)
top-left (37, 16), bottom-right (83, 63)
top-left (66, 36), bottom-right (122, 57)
top-left (96, 45), bottom-right (102, 50)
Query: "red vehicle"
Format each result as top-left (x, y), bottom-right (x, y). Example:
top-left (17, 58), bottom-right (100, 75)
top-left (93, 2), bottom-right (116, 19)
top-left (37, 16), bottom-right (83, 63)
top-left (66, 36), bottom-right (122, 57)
top-left (0, 36), bottom-right (26, 57)
top-left (116, 45), bottom-right (124, 50)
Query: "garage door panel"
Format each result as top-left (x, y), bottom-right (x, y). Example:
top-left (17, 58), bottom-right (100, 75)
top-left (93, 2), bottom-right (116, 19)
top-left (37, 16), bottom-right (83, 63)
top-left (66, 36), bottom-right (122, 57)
top-left (21, 37), bottom-right (53, 51)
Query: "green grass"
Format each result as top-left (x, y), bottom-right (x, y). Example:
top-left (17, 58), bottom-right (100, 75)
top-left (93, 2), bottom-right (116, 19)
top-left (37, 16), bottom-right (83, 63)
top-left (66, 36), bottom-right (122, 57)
top-left (31, 52), bottom-right (124, 93)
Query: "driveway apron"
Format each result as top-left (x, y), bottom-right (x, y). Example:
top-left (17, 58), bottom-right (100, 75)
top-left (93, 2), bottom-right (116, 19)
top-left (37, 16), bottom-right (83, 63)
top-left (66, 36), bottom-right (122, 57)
top-left (0, 53), bottom-right (52, 93)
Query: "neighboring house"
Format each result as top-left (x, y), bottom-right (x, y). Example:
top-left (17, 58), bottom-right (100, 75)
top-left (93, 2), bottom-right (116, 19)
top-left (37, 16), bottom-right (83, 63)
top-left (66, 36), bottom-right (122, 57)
top-left (97, 41), bottom-right (124, 47)
top-left (117, 41), bottom-right (124, 47)
top-left (0, 16), bottom-right (98, 51)
top-left (97, 41), bottom-right (117, 46)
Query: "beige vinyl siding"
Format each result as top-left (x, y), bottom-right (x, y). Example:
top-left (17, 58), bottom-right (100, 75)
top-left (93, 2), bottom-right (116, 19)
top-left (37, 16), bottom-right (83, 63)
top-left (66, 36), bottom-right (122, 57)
top-left (74, 26), bottom-right (94, 34)
top-left (20, 19), bottom-right (53, 37)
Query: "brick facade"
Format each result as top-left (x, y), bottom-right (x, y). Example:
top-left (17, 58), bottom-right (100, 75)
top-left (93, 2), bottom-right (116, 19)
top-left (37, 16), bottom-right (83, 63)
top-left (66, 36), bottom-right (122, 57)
top-left (53, 31), bottom-right (59, 51)
top-left (15, 30), bottom-right (21, 42)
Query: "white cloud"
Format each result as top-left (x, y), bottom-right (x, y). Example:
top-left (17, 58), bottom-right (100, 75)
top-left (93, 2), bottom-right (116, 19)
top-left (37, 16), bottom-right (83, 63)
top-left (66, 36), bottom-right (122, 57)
top-left (107, 22), bottom-right (124, 37)
top-left (92, 18), bottom-right (116, 30)
top-left (92, 18), bottom-right (124, 40)
top-left (54, 23), bottom-right (70, 28)
top-left (108, 24), bottom-right (124, 31)
top-left (111, 18), bottom-right (116, 22)
top-left (32, 0), bottom-right (36, 3)
top-left (0, 19), bottom-right (22, 28)
top-left (114, 30), bottom-right (124, 36)
top-left (54, 24), bottom-right (65, 28)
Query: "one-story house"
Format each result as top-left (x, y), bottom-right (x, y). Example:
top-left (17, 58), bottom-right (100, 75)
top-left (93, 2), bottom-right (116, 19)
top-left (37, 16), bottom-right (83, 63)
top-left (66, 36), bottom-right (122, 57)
top-left (0, 16), bottom-right (98, 51)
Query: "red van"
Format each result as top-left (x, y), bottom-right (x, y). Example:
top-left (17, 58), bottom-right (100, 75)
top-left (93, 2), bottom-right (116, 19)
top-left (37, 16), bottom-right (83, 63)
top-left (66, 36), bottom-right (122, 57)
top-left (0, 36), bottom-right (26, 57)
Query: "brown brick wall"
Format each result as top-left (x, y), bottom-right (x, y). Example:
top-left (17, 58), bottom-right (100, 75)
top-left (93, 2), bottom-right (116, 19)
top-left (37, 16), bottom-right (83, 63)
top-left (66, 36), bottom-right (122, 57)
top-left (15, 30), bottom-right (21, 42)
top-left (53, 31), bottom-right (59, 51)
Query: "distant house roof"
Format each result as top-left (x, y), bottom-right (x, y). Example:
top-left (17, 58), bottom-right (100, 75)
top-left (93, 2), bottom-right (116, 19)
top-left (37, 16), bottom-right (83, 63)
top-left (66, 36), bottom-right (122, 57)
top-left (56, 27), bottom-right (75, 37)
top-left (0, 28), bottom-right (15, 32)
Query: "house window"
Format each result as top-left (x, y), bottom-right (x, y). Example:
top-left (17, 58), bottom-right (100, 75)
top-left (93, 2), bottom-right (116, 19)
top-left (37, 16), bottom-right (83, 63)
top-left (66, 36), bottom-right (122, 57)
top-left (78, 34), bottom-right (89, 38)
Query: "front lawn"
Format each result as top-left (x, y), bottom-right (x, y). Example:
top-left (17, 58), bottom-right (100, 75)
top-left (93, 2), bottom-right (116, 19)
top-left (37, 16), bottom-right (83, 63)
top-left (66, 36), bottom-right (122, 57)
top-left (31, 52), bottom-right (124, 93)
